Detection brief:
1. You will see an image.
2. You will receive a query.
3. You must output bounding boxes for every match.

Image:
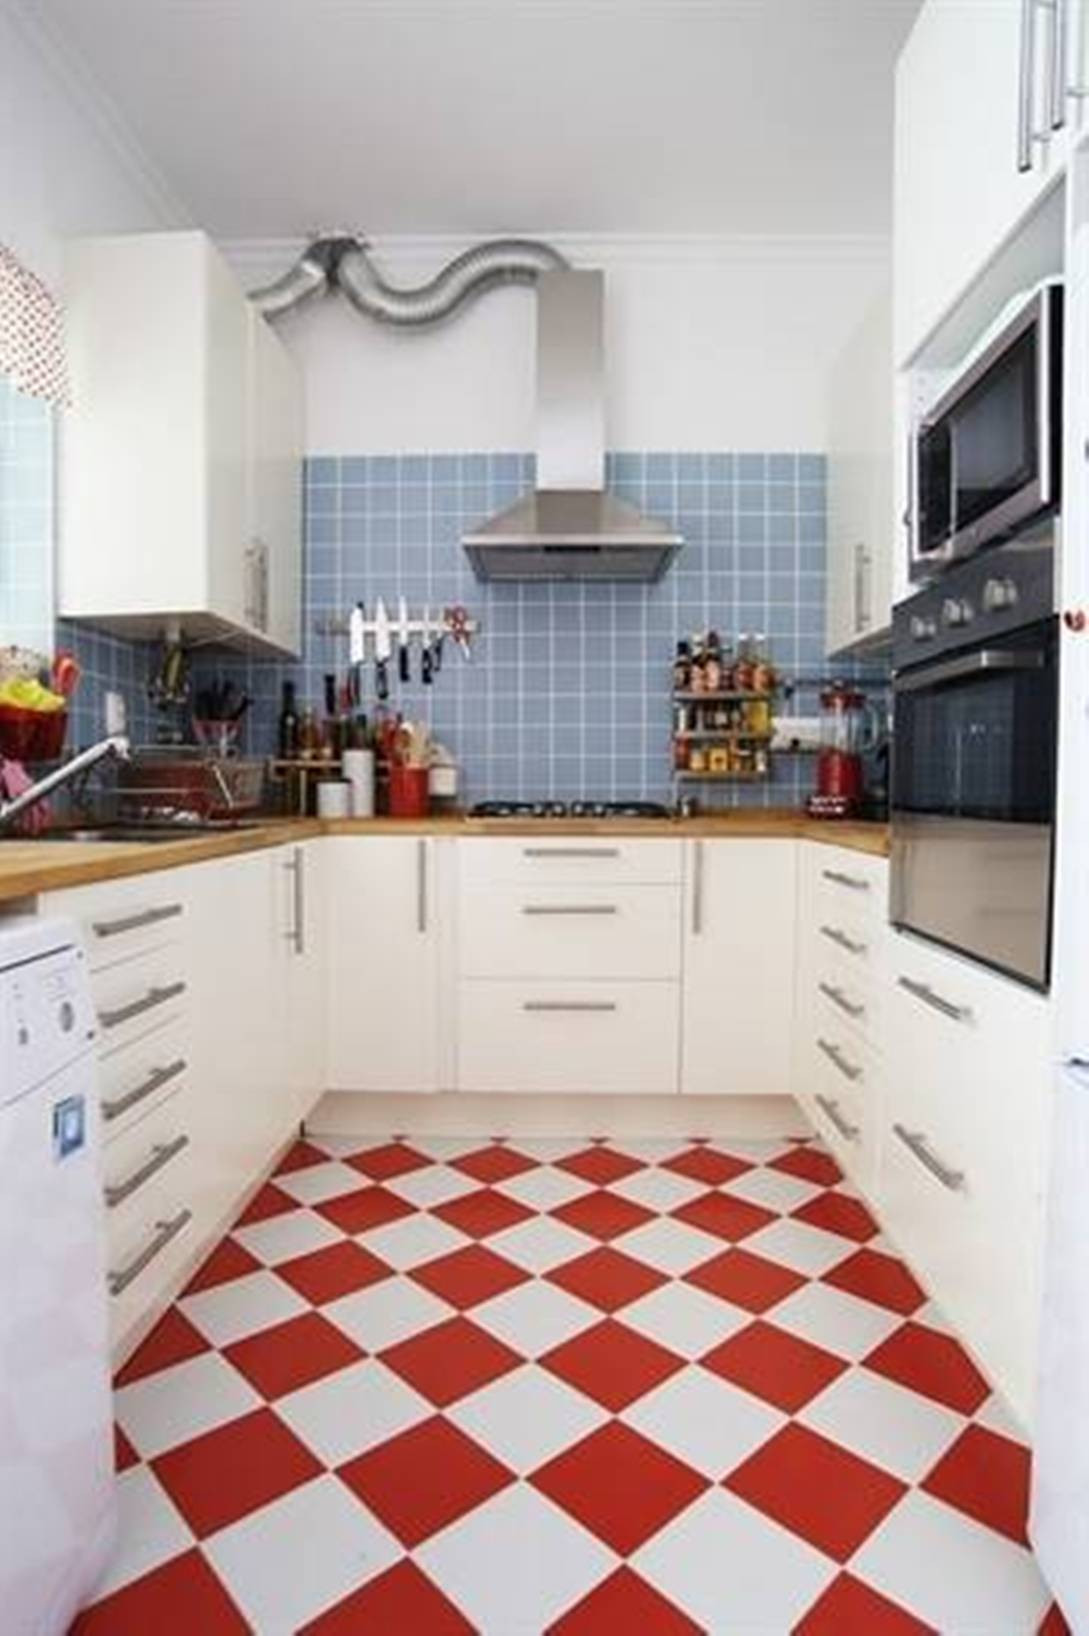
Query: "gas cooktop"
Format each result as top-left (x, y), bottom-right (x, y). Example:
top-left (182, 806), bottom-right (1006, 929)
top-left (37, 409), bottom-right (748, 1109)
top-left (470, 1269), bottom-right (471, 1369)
top-left (469, 800), bottom-right (672, 819)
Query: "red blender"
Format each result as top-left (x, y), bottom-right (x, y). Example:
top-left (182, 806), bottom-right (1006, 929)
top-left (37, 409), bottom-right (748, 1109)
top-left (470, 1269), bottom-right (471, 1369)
top-left (807, 684), bottom-right (875, 819)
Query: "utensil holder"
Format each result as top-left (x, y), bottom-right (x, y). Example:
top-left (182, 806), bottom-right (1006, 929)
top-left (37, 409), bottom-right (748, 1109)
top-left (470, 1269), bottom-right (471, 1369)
top-left (389, 764), bottom-right (430, 818)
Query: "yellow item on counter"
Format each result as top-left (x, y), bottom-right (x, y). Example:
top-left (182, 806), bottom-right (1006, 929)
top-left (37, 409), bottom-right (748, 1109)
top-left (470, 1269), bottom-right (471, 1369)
top-left (0, 676), bottom-right (66, 712)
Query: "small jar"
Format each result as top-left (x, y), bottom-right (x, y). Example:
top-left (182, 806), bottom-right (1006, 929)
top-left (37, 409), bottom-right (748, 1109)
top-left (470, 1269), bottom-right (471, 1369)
top-left (689, 745), bottom-right (707, 774)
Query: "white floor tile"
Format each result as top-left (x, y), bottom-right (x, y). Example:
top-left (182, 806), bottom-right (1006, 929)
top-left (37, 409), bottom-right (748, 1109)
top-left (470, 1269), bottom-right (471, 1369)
top-left (447, 1365), bottom-right (608, 1473)
top-left (472, 1280), bottom-right (599, 1356)
top-left (492, 1167), bottom-right (594, 1212)
top-left (89, 1467), bottom-right (193, 1599)
top-left (634, 1487), bottom-right (835, 1630)
top-left (179, 1271), bottom-right (307, 1348)
top-left (975, 1392), bottom-right (1028, 1441)
top-left (608, 1168), bottom-right (706, 1212)
top-left (273, 1161), bottom-right (369, 1207)
top-left (276, 1359), bottom-right (432, 1467)
top-left (233, 1209), bottom-right (343, 1266)
top-left (852, 1490), bottom-right (1052, 1633)
top-left (486, 1215), bottom-right (597, 1274)
top-left (511, 1138), bottom-right (594, 1163)
top-left (411, 1136), bottom-right (492, 1162)
top-left (798, 1368), bottom-right (966, 1483)
top-left (418, 1481), bottom-right (614, 1634)
top-left (724, 1167), bottom-right (824, 1214)
top-left (115, 1352), bottom-right (261, 1459)
top-left (742, 1218), bottom-right (856, 1277)
top-left (769, 1281), bottom-right (903, 1361)
top-left (611, 1217), bottom-right (724, 1276)
top-left (357, 1213), bottom-right (467, 1269)
top-left (620, 1281), bottom-right (751, 1359)
top-left (205, 1474), bottom-right (401, 1636)
top-left (623, 1369), bottom-right (786, 1480)
top-left (323, 1278), bottom-right (454, 1353)
top-left (383, 1166), bottom-right (480, 1209)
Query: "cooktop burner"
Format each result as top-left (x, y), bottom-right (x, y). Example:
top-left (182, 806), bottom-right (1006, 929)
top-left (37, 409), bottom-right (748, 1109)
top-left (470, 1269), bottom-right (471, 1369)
top-left (469, 800), bottom-right (672, 819)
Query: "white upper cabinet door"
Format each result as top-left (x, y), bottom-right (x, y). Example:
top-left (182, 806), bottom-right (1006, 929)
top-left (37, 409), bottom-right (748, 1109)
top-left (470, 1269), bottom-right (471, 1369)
top-left (681, 840), bottom-right (797, 1096)
top-left (325, 837), bottom-right (442, 1094)
top-left (894, 0), bottom-right (1063, 364)
top-left (246, 309), bottom-right (304, 655)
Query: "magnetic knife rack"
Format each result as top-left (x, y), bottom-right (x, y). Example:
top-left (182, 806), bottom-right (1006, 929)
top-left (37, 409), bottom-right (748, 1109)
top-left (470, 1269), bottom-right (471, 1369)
top-left (313, 609), bottom-right (482, 643)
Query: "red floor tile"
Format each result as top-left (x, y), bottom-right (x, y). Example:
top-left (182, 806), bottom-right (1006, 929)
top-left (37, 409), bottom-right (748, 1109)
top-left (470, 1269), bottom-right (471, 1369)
top-left (671, 1190), bottom-right (776, 1243)
top-left (794, 1571), bottom-right (937, 1634)
top-left (770, 1146), bottom-right (843, 1187)
top-left (411, 1243), bottom-right (530, 1309)
top-left (684, 1246), bottom-right (807, 1313)
top-left (550, 1189), bottom-right (655, 1242)
top-left (453, 1143), bottom-right (539, 1182)
top-left (316, 1184), bottom-right (415, 1234)
top-left (224, 1311), bottom-right (364, 1399)
top-left (345, 1140), bottom-right (431, 1179)
top-left (338, 1414), bottom-right (514, 1547)
top-left (380, 1314), bottom-right (522, 1406)
top-left (183, 1237), bottom-right (263, 1296)
top-left (663, 1146), bottom-right (754, 1186)
top-left (114, 1308), bottom-right (210, 1387)
top-left (548, 1566), bottom-right (703, 1635)
top-left (433, 1186), bottom-right (535, 1238)
top-left (557, 1145), bottom-right (645, 1185)
top-left (234, 1180), bottom-right (297, 1226)
top-left (114, 1424), bottom-right (139, 1473)
top-left (921, 1423), bottom-right (1031, 1544)
top-left (1039, 1603), bottom-right (1074, 1635)
top-left (791, 1190), bottom-right (879, 1243)
top-left (863, 1321), bottom-right (990, 1414)
top-left (151, 1406), bottom-right (322, 1537)
top-left (276, 1240), bottom-right (393, 1305)
top-left (821, 1247), bottom-right (926, 1315)
top-left (275, 1139), bottom-right (329, 1175)
top-left (300, 1559), bottom-right (476, 1635)
top-left (702, 1319), bottom-right (848, 1412)
top-left (547, 1245), bottom-right (668, 1312)
top-left (540, 1318), bottom-right (685, 1411)
top-left (69, 1549), bottom-right (249, 1635)
top-left (532, 1421), bottom-right (707, 1554)
top-left (726, 1422), bottom-right (906, 1561)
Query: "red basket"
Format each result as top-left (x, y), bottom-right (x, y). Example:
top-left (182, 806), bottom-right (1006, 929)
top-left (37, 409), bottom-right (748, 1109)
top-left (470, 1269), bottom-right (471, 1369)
top-left (0, 707), bottom-right (68, 762)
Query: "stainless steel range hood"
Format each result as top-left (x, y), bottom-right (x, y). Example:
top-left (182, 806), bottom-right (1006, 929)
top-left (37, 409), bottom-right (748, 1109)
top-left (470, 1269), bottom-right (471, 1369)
top-left (462, 270), bottom-right (683, 582)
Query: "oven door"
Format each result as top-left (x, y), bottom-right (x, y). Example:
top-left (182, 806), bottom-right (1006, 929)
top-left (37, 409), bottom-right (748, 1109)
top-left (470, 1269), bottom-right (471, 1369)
top-left (891, 617), bottom-right (1058, 988)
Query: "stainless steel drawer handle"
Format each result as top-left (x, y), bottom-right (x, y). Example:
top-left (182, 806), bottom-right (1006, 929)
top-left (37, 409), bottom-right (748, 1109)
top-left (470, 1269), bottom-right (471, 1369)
top-left (897, 974), bottom-right (971, 1023)
top-left (816, 1093), bottom-right (860, 1142)
top-left (522, 904), bottom-right (618, 917)
top-left (818, 981), bottom-right (865, 1020)
top-left (819, 924), bottom-right (867, 956)
top-left (99, 980), bottom-right (187, 1031)
top-left (108, 1207), bottom-right (192, 1296)
top-left (522, 1000), bottom-right (618, 1013)
top-left (817, 1037), bottom-right (863, 1082)
top-left (522, 847), bottom-right (621, 859)
top-left (821, 868), bottom-right (870, 892)
top-left (105, 1133), bottom-right (189, 1208)
top-left (102, 1058), bottom-right (186, 1123)
top-left (92, 903), bottom-right (183, 939)
top-left (893, 1123), bottom-right (965, 1191)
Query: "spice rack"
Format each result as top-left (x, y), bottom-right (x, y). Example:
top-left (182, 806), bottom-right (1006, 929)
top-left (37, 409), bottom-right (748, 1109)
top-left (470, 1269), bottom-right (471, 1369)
top-left (670, 635), bottom-right (778, 785)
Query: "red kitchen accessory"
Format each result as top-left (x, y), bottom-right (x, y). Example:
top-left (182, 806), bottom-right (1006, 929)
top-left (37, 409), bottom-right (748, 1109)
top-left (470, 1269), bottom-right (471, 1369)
top-left (389, 764), bottom-right (430, 818)
top-left (0, 706), bottom-right (67, 762)
top-left (807, 683), bottom-right (876, 819)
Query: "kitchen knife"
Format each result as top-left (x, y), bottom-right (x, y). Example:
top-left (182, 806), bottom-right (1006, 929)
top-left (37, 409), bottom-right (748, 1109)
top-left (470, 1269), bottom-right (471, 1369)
top-left (398, 595), bottom-right (410, 683)
top-left (421, 606), bottom-right (434, 685)
top-left (349, 602), bottom-right (366, 708)
top-left (375, 597), bottom-right (391, 701)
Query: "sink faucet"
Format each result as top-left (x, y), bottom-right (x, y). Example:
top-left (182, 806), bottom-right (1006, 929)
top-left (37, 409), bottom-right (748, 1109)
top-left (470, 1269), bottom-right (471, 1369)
top-left (0, 734), bottom-right (131, 831)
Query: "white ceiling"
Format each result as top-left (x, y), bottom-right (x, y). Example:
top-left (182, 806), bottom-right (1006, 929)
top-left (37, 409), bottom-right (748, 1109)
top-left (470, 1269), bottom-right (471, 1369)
top-left (31, 0), bottom-right (921, 239)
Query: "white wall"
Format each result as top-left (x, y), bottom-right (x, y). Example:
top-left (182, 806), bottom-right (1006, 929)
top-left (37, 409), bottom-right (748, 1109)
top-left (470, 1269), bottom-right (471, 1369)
top-left (226, 235), bottom-right (889, 455)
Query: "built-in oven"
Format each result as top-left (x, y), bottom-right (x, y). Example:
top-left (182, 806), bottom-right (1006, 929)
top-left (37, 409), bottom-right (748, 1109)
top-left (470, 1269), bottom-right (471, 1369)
top-left (909, 282), bottom-right (1062, 581)
top-left (890, 530), bottom-right (1058, 989)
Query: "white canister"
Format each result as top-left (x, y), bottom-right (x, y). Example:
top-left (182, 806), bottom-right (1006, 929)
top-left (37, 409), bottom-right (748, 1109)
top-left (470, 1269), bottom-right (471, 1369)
top-left (316, 779), bottom-right (351, 819)
top-left (341, 749), bottom-right (375, 818)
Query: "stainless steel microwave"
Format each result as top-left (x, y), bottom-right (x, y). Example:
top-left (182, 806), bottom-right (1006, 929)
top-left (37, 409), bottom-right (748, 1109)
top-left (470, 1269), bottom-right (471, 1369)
top-left (908, 283), bottom-right (1062, 582)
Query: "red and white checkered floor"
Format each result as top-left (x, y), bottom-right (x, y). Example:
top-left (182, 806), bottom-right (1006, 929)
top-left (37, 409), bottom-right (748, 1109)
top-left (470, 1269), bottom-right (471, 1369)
top-left (72, 1134), bottom-right (1064, 1634)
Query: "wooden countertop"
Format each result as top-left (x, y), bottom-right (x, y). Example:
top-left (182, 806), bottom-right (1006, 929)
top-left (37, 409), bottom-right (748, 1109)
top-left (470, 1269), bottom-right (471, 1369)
top-left (0, 810), bottom-right (889, 903)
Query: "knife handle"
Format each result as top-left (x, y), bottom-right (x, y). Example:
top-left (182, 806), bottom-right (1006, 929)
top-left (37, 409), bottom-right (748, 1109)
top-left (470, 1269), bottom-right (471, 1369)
top-left (376, 660), bottom-right (389, 702)
top-left (399, 645), bottom-right (410, 684)
top-left (421, 644), bottom-right (433, 685)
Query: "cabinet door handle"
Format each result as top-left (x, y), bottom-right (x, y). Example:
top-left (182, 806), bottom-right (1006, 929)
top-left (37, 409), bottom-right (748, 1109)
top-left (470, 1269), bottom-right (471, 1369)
top-left (692, 838), bottom-right (705, 936)
top-left (105, 1134), bottom-right (189, 1208)
top-left (91, 903), bottom-right (183, 939)
top-left (102, 1058), bottom-right (186, 1123)
top-left (1019, 0), bottom-right (1039, 170)
top-left (817, 1037), bottom-right (863, 1082)
top-left (284, 847), bottom-right (305, 954)
top-left (821, 868), bottom-right (870, 892)
top-left (818, 981), bottom-right (865, 1020)
top-left (99, 980), bottom-right (186, 1031)
top-left (417, 838), bottom-right (427, 934)
top-left (897, 974), bottom-right (971, 1023)
top-left (108, 1208), bottom-right (192, 1296)
top-left (893, 1123), bottom-right (965, 1191)
top-left (819, 924), bottom-right (867, 956)
top-left (522, 846), bottom-right (621, 859)
top-left (1051, 0), bottom-right (1068, 126)
top-left (816, 1093), bottom-right (860, 1142)
top-left (522, 1000), bottom-right (618, 1013)
top-left (522, 904), bottom-right (618, 916)
top-left (853, 542), bottom-right (872, 634)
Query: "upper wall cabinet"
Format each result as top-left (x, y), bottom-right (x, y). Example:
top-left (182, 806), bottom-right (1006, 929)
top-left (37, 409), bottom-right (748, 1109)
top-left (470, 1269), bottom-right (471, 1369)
top-left (894, 0), bottom-right (1066, 365)
top-left (59, 231), bottom-right (303, 657)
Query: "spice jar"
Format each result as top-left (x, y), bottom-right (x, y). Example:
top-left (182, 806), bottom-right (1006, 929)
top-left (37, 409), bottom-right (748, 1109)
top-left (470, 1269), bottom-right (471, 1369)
top-left (672, 640), bottom-right (691, 692)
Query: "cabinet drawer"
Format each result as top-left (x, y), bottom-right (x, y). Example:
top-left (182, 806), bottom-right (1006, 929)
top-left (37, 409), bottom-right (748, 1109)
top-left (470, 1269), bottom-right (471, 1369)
top-left (814, 848), bottom-right (888, 925)
top-left (459, 837), bottom-right (683, 887)
top-left (811, 953), bottom-right (881, 1048)
top-left (49, 875), bottom-right (188, 973)
top-left (803, 999), bottom-right (881, 1193)
top-left (459, 883), bottom-right (681, 980)
top-left (103, 1091), bottom-right (190, 1243)
top-left (92, 946), bottom-right (188, 1055)
top-left (107, 1196), bottom-right (194, 1349)
top-left (99, 1017), bottom-right (189, 1143)
top-left (457, 979), bottom-right (680, 1095)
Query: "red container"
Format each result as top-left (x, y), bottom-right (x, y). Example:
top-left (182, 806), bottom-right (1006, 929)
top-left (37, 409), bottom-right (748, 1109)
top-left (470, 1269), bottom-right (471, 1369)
top-left (389, 764), bottom-right (430, 818)
top-left (31, 710), bottom-right (68, 761)
top-left (0, 707), bottom-right (67, 762)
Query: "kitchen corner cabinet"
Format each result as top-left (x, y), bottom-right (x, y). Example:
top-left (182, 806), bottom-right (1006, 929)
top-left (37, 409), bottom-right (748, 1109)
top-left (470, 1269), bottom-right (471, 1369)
top-left (681, 840), bottom-right (797, 1096)
top-left (325, 837), bottom-right (443, 1093)
top-left (60, 230), bottom-right (303, 657)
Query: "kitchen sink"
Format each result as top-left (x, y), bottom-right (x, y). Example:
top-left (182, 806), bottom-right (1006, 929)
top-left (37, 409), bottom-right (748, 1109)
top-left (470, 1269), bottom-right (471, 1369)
top-left (2, 822), bottom-right (266, 844)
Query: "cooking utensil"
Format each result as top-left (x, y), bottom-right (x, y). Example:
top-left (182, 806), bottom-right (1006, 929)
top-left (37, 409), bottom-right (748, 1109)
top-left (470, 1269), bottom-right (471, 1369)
top-left (374, 598), bottom-right (391, 701)
top-left (398, 595), bottom-right (410, 683)
top-left (421, 606), bottom-right (434, 685)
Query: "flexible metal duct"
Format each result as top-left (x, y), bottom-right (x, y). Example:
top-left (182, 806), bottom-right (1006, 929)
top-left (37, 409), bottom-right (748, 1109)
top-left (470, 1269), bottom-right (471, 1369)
top-left (248, 236), bottom-right (347, 317)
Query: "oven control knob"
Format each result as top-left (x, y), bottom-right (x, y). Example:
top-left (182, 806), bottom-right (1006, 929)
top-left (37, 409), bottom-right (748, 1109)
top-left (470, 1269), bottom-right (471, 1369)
top-left (982, 576), bottom-right (1019, 613)
top-left (941, 596), bottom-right (973, 628)
top-left (909, 615), bottom-right (937, 642)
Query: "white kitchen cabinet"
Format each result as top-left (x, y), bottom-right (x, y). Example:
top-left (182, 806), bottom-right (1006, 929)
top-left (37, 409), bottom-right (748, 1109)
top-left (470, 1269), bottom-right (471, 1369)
top-left (60, 230), bottom-right (302, 656)
top-left (278, 841), bottom-right (328, 1121)
top-left (825, 289), bottom-right (894, 656)
top-left (681, 839), bottom-right (797, 1097)
top-left (325, 837), bottom-right (442, 1093)
top-left (894, 0), bottom-right (1063, 363)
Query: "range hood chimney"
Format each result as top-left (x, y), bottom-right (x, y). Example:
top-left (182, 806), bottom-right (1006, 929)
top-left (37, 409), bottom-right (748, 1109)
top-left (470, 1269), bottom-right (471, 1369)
top-left (462, 270), bottom-right (683, 583)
